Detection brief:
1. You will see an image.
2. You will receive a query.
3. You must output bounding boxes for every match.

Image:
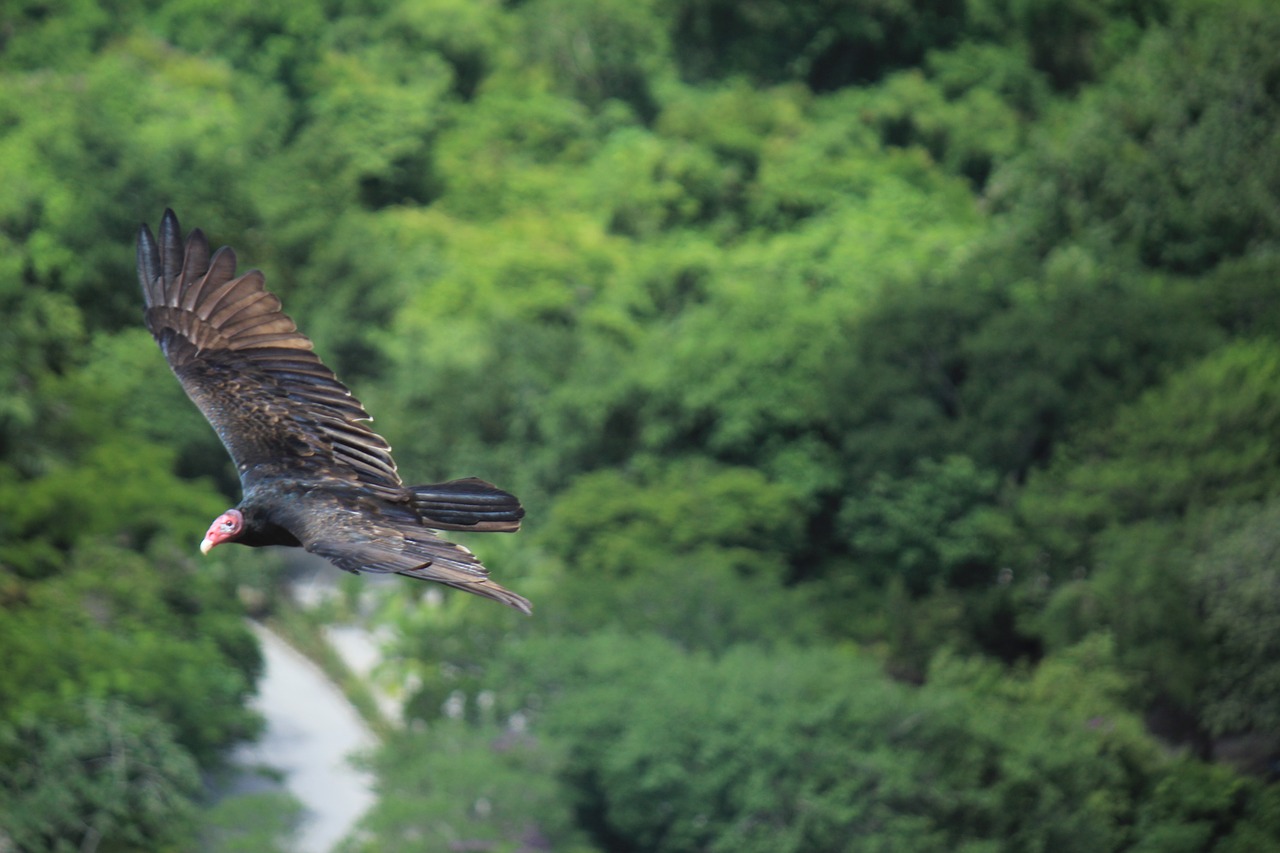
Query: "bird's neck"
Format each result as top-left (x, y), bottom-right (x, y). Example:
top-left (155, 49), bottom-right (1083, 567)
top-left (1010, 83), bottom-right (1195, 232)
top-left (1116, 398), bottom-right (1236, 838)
top-left (236, 501), bottom-right (302, 548)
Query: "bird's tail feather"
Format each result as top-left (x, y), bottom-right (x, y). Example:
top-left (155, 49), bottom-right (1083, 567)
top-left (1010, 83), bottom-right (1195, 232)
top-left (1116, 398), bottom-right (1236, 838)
top-left (410, 477), bottom-right (524, 533)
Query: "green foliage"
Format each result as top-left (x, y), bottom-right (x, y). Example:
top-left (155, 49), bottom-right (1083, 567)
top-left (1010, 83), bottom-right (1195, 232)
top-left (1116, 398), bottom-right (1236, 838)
top-left (1019, 339), bottom-right (1280, 566)
top-left (0, 544), bottom-right (262, 763)
top-left (290, 46), bottom-right (452, 211)
top-left (488, 633), bottom-right (1199, 853)
top-left (515, 0), bottom-right (671, 119)
top-left (0, 87), bottom-right (263, 833)
top-left (0, 284), bottom-right (85, 470)
top-left (954, 248), bottom-right (1217, 474)
top-left (543, 458), bottom-right (804, 574)
top-left (966, 0), bottom-right (1168, 91)
top-left (532, 457), bottom-right (819, 649)
top-left (349, 1), bottom-right (1279, 845)
top-left (668, 0), bottom-right (967, 89)
top-left (342, 721), bottom-right (591, 853)
top-left (0, 699), bottom-right (201, 853)
top-left (201, 790), bottom-right (304, 853)
top-left (1132, 760), bottom-right (1280, 853)
top-left (0, 0), bottom-right (130, 71)
top-left (0, 38), bottom-right (285, 328)
top-left (849, 59), bottom-right (1029, 186)
top-left (4, 0), bottom-right (1280, 848)
top-left (1015, 340), bottom-right (1280, 731)
top-left (990, 0), bottom-right (1280, 272)
top-left (1036, 520), bottom-right (1211, 711)
top-left (840, 454), bottom-right (1009, 593)
top-left (148, 0), bottom-right (329, 95)
top-left (1193, 502), bottom-right (1280, 737)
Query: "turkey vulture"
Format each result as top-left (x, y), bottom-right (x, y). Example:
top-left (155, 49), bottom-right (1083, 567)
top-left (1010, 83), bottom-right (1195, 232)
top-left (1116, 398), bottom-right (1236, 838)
top-left (137, 209), bottom-right (530, 614)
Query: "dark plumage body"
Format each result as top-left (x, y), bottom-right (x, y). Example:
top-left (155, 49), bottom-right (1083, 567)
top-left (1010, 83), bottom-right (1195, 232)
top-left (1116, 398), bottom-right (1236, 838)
top-left (137, 209), bottom-right (530, 613)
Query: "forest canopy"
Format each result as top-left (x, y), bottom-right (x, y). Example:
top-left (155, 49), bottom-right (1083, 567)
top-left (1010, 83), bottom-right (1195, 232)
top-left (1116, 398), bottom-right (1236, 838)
top-left (2, 0), bottom-right (1279, 850)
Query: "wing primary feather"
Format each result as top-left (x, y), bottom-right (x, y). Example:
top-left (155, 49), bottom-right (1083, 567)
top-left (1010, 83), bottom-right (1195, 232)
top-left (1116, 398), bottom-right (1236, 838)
top-left (222, 313), bottom-right (296, 339)
top-left (207, 289), bottom-right (275, 329)
top-left (205, 245), bottom-right (239, 287)
top-left (198, 271), bottom-right (266, 322)
top-left (136, 223), bottom-right (162, 307)
top-left (177, 229), bottom-right (212, 311)
top-left (159, 209), bottom-right (184, 301)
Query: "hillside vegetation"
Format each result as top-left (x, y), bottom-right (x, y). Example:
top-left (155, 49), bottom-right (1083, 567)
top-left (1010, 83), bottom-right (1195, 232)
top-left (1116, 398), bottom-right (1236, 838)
top-left (2, 0), bottom-right (1279, 850)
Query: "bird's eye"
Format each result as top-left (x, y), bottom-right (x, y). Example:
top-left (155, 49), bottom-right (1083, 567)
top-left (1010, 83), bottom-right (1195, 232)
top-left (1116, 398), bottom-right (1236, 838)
top-left (221, 520), bottom-right (236, 532)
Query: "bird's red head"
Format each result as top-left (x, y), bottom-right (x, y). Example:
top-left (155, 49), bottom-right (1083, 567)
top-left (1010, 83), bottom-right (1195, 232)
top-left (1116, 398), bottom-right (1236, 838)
top-left (201, 509), bottom-right (244, 555)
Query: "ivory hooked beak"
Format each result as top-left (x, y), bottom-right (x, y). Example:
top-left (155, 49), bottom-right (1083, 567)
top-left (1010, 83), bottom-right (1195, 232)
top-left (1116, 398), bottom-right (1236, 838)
top-left (200, 536), bottom-right (214, 555)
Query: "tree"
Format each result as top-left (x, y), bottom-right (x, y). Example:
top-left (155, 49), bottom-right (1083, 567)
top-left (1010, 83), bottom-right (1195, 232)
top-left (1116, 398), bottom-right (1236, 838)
top-left (490, 632), bottom-right (1232, 853)
top-left (988, 0), bottom-right (1280, 273)
top-left (839, 454), bottom-right (1008, 594)
top-left (0, 699), bottom-right (201, 853)
top-left (1193, 502), bottom-right (1280, 738)
top-left (1016, 339), bottom-right (1280, 569)
top-left (341, 721), bottom-right (592, 853)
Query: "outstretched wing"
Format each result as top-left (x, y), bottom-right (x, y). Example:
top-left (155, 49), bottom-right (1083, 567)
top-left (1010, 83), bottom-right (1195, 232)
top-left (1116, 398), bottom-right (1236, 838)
top-left (137, 209), bottom-right (402, 492)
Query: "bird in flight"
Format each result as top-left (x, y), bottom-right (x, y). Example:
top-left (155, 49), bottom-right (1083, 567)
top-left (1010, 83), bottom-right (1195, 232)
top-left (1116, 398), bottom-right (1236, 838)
top-left (137, 209), bottom-right (530, 613)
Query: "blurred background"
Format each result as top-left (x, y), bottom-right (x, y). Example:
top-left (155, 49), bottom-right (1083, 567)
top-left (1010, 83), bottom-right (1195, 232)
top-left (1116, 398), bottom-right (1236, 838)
top-left (2, 0), bottom-right (1279, 850)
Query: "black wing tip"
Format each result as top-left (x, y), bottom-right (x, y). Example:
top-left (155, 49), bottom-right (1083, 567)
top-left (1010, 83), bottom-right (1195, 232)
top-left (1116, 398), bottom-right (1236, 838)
top-left (152, 208), bottom-right (187, 287)
top-left (139, 209), bottom-right (223, 307)
top-left (160, 207), bottom-right (180, 232)
top-left (137, 208), bottom-right (176, 235)
top-left (137, 208), bottom-right (182, 298)
top-left (136, 221), bottom-right (158, 297)
top-left (159, 208), bottom-right (181, 247)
